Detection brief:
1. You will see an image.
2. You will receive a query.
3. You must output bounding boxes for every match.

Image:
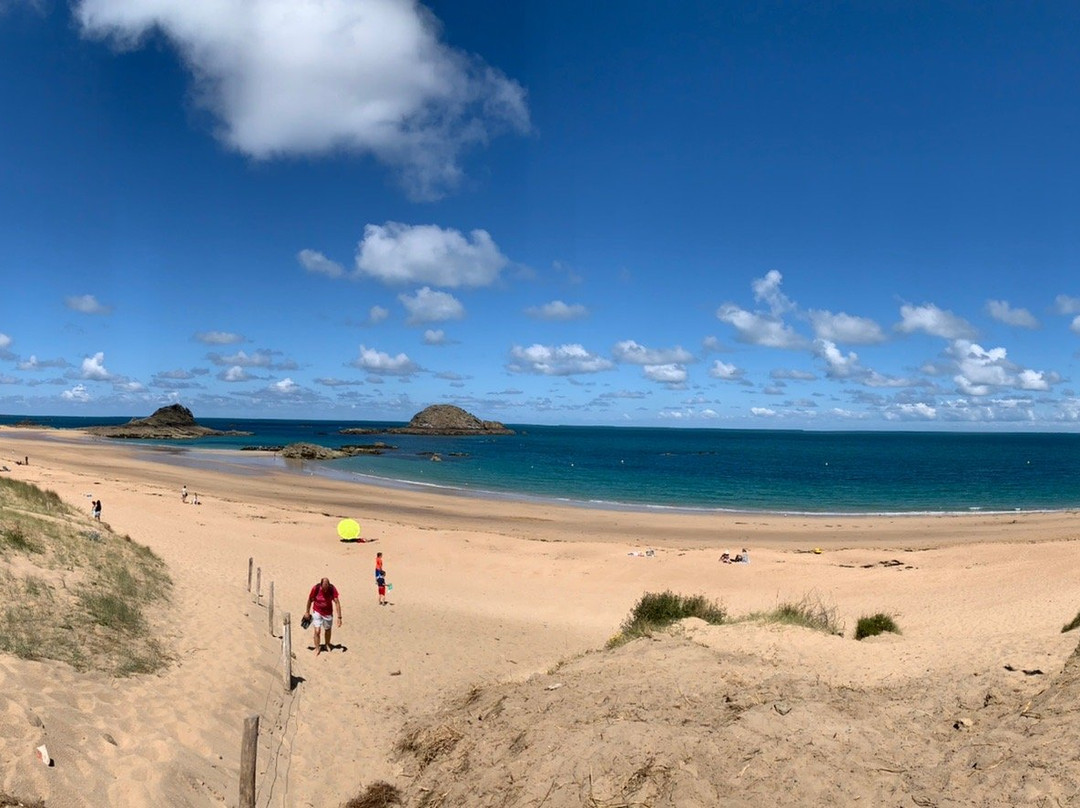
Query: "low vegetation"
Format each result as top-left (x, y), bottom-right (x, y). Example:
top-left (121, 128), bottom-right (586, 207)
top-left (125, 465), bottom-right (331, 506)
top-left (741, 594), bottom-right (845, 636)
top-left (855, 613), bottom-right (901, 640)
top-left (0, 476), bottom-right (172, 676)
top-left (1061, 611), bottom-right (1080, 634)
top-left (608, 590), bottom-right (727, 648)
top-left (344, 781), bottom-right (403, 808)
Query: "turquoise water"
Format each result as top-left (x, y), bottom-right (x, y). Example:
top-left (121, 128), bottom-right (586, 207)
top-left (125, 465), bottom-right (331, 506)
top-left (4, 415), bottom-right (1079, 514)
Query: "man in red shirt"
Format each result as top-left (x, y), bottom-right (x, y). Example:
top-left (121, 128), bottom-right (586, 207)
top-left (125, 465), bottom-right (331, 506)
top-left (303, 577), bottom-right (342, 655)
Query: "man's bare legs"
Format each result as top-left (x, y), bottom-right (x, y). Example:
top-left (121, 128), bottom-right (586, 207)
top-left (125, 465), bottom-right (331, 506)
top-left (313, 626), bottom-right (323, 655)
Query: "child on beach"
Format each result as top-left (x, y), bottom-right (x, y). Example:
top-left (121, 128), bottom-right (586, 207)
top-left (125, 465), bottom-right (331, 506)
top-left (375, 552), bottom-right (387, 605)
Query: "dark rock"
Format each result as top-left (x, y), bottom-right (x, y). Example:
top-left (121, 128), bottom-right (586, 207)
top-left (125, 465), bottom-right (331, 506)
top-left (390, 405), bottom-right (514, 435)
top-left (240, 445), bottom-right (285, 452)
top-left (280, 442), bottom-right (341, 460)
top-left (85, 405), bottom-right (252, 439)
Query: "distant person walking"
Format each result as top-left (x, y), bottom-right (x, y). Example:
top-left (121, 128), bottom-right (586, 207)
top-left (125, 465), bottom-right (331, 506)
top-left (375, 552), bottom-right (387, 605)
top-left (304, 578), bottom-right (342, 655)
top-left (92, 499), bottom-right (101, 520)
top-left (181, 485), bottom-right (188, 503)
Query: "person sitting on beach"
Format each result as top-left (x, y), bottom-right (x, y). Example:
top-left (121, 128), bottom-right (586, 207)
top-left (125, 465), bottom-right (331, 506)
top-left (191, 492), bottom-right (200, 505)
top-left (734, 548), bottom-right (750, 563)
top-left (720, 551), bottom-right (731, 563)
top-left (304, 578), bottom-right (342, 655)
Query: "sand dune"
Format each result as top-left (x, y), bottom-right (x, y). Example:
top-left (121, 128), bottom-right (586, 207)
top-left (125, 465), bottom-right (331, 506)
top-left (1, 426), bottom-right (1078, 807)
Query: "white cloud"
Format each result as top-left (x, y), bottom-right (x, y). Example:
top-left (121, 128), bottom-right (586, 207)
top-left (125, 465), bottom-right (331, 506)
top-left (115, 380), bottom-right (144, 393)
top-left (368, 305), bottom-right (390, 325)
top-left (0, 333), bottom-right (10, 350)
top-left (207, 349), bottom-right (276, 367)
top-left (813, 339), bottom-right (862, 380)
top-left (709, 360), bottom-right (743, 381)
top-left (1054, 294), bottom-right (1080, 315)
top-left (61, 384), bottom-right (91, 402)
top-left (195, 330), bottom-right (245, 345)
top-left (220, 366), bottom-right (252, 382)
top-left (399, 286), bottom-right (464, 325)
top-left (716, 304), bottom-right (806, 349)
top-left (808, 310), bottom-right (885, 344)
top-left (1072, 315), bottom-right (1080, 335)
top-left (269, 378), bottom-right (299, 394)
top-left (80, 352), bottom-right (112, 380)
top-left (1016, 369), bottom-right (1050, 391)
top-left (611, 340), bottom-right (693, 365)
top-left (771, 368), bottom-right (816, 381)
top-left (886, 402), bottom-right (937, 420)
top-left (752, 270), bottom-right (794, 316)
top-left (356, 223), bottom-right (508, 287)
top-left (750, 407), bottom-right (777, 417)
top-left (350, 345), bottom-right (420, 376)
top-left (65, 294), bottom-right (112, 315)
top-left (76, 0), bottom-right (530, 200)
top-left (298, 249), bottom-right (345, 278)
top-left (642, 364), bottom-right (687, 385)
top-left (896, 303), bottom-right (977, 339)
top-left (507, 344), bottom-right (614, 376)
top-left (985, 300), bottom-right (1039, 329)
top-left (423, 329), bottom-right (447, 345)
top-left (525, 300), bottom-right (588, 321)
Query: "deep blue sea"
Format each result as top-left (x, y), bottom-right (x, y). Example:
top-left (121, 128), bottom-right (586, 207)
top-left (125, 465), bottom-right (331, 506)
top-left (4, 415), bottom-right (1080, 514)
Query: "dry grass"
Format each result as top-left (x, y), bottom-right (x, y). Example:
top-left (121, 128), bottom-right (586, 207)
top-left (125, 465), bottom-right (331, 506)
top-left (0, 477), bottom-right (172, 676)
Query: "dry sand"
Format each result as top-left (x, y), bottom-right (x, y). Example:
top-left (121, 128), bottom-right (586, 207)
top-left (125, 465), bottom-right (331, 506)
top-left (1, 426), bottom-right (1078, 807)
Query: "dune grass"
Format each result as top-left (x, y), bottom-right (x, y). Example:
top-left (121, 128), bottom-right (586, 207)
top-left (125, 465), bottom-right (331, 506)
top-left (344, 781), bottom-right (403, 808)
top-left (0, 477), bottom-right (172, 676)
top-left (855, 613), bottom-right (901, 640)
top-left (1061, 611), bottom-right (1080, 633)
top-left (740, 594), bottom-right (845, 636)
top-left (607, 590), bottom-right (727, 648)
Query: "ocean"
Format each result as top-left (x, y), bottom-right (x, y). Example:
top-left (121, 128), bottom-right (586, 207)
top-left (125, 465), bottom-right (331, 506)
top-left (3, 415), bottom-right (1079, 514)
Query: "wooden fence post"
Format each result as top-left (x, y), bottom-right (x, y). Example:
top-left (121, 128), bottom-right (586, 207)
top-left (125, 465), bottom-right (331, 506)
top-left (268, 581), bottom-right (275, 636)
top-left (282, 612), bottom-right (293, 692)
top-left (255, 567), bottom-right (261, 604)
top-left (239, 714), bottom-right (259, 808)
top-left (247, 557), bottom-right (253, 592)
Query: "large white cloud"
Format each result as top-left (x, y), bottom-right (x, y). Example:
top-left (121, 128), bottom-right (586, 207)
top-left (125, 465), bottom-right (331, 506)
top-left (716, 304), bottom-right (806, 349)
top-left (80, 352), bottom-right (113, 380)
top-left (76, 0), bottom-right (530, 199)
top-left (355, 222), bottom-right (508, 287)
top-left (399, 286), bottom-right (464, 324)
top-left (507, 344), bottom-right (614, 376)
top-left (642, 364), bottom-right (687, 385)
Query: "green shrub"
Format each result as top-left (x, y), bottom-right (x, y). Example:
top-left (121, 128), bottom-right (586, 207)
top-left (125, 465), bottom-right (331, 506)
top-left (855, 613), bottom-right (901, 640)
top-left (1062, 611), bottom-right (1080, 633)
top-left (1, 524), bottom-right (43, 554)
top-left (608, 590), bottom-right (726, 647)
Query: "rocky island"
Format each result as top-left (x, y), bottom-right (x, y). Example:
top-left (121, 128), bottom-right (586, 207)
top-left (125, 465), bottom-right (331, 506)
top-left (340, 404), bottom-right (514, 437)
top-left (85, 404), bottom-right (252, 439)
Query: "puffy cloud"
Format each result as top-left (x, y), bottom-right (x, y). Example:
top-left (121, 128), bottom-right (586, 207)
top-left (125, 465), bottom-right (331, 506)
top-left (356, 223), bottom-right (508, 287)
top-left (195, 330), bottom-right (245, 345)
top-left (350, 345), bottom-right (420, 376)
top-left (298, 249), bottom-right (345, 278)
top-left (709, 361), bottom-right (744, 381)
top-left (611, 340), bottom-right (693, 365)
top-left (896, 303), bottom-right (977, 339)
top-left (269, 378), bottom-right (299, 394)
top-left (717, 304), bottom-right (805, 349)
top-left (80, 352), bottom-right (112, 380)
top-left (1054, 294), bottom-right (1080, 315)
top-left (220, 366), bottom-right (253, 382)
top-left (65, 294), bottom-right (112, 315)
top-left (76, 0), bottom-right (530, 199)
top-left (808, 310), bottom-right (885, 344)
top-left (507, 344), bottom-right (614, 376)
top-left (985, 300), bottom-right (1039, 329)
top-left (1017, 369), bottom-right (1050, 391)
top-left (752, 270), bottom-right (794, 315)
top-left (642, 364), bottom-right (687, 385)
top-left (368, 305), bottom-right (390, 325)
top-left (771, 368), bottom-right (816, 381)
top-left (0, 333), bottom-right (10, 351)
top-left (399, 286), bottom-right (464, 325)
top-left (750, 407), bottom-right (777, 417)
top-left (1072, 315), bottom-right (1080, 335)
top-left (885, 402), bottom-right (937, 421)
top-left (423, 329), bottom-right (447, 345)
top-left (813, 339), bottom-right (861, 380)
top-left (206, 349), bottom-right (294, 369)
top-left (61, 384), bottom-right (91, 402)
top-left (525, 300), bottom-right (588, 321)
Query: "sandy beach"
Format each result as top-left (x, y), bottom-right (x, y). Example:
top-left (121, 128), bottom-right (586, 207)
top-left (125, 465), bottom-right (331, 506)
top-left (2, 425), bottom-right (1079, 807)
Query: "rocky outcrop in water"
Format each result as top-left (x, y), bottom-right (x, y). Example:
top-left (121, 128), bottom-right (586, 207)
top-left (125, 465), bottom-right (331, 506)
top-left (339, 405), bottom-right (513, 437)
top-left (86, 405), bottom-right (251, 439)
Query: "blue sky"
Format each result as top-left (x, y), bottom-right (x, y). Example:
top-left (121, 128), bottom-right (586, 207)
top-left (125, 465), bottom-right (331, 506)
top-left (2, 1), bottom-right (1079, 428)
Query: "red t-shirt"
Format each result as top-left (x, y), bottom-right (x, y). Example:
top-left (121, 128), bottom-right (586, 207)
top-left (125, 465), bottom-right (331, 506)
top-left (308, 583), bottom-right (339, 617)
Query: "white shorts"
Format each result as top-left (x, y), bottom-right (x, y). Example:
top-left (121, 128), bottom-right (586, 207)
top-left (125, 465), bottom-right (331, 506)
top-left (311, 612), bottom-right (334, 630)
